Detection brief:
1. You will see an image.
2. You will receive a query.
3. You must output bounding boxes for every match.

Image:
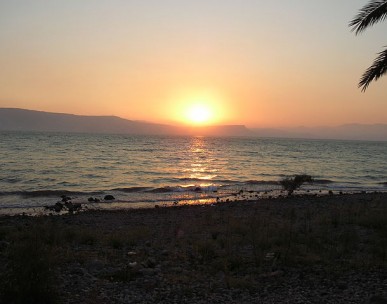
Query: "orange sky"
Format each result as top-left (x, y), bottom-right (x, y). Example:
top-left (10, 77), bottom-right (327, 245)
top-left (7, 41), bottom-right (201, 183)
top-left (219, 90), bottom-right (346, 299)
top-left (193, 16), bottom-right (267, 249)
top-left (0, 1), bottom-right (387, 127)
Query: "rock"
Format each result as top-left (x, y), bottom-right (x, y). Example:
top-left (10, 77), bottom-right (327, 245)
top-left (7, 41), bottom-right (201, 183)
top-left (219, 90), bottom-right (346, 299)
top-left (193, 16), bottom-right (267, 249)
top-left (65, 202), bottom-right (82, 213)
top-left (54, 202), bottom-right (63, 212)
top-left (61, 195), bottom-right (71, 202)
top-left (104, 195), bottom-right (115, 201)
top-left (88, 197), bottom-right (100, 202)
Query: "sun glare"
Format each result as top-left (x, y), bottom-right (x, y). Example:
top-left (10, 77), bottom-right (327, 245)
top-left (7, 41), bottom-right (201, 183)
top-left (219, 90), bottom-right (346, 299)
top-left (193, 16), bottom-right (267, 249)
top-left (186, 104), bottom-right (212, 125)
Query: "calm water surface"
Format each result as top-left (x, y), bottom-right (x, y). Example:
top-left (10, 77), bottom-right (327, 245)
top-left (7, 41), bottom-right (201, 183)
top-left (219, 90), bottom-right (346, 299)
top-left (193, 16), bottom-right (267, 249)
top-left (0, 131), bottom-right (386, 214)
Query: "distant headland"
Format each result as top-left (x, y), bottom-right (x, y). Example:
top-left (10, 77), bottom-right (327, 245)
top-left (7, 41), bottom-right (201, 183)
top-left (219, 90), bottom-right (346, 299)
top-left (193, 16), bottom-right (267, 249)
top-left (0, 108), bottom-right (386, 141)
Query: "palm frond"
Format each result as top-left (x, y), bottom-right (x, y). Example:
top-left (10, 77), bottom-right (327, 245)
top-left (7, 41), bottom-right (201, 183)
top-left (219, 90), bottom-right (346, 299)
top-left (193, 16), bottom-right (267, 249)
top-left (350, 0), bottom-right (387, 34)
top-left (359, 47), bottom-right (387, 91)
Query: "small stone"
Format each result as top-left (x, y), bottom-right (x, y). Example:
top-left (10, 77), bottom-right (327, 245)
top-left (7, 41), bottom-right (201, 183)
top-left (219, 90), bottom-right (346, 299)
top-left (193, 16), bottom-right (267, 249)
top-left (104, 195), bottom-right (115, 200)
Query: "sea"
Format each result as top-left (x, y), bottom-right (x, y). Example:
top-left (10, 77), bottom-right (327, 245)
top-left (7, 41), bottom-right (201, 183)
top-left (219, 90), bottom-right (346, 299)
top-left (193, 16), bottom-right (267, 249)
top-left (0, 131), bottom-right (386, 215)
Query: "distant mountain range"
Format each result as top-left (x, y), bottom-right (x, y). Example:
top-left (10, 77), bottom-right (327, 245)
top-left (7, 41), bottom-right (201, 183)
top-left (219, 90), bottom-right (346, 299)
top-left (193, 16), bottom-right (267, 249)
top-left (0, 108), bottom-right (253, 137)
top-left (250, 124), bottom-right (387, 141)
top-left (0, 108), bottom-right (386, 141)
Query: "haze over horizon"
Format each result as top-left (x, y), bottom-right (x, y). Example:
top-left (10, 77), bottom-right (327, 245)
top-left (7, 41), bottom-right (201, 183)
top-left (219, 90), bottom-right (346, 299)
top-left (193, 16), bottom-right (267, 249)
top-left (1, 1), bottom-right (387, 128)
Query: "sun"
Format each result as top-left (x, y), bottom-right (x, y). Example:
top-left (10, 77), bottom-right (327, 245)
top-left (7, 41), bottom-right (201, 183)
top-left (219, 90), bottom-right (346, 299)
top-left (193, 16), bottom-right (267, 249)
top-left (185, 104), bottom-right (213, 125)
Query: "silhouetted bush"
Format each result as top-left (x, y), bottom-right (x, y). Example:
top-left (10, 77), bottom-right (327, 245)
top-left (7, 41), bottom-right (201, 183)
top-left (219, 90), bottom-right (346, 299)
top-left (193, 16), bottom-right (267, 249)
top-left (280, 174), bottom-right (313, 195)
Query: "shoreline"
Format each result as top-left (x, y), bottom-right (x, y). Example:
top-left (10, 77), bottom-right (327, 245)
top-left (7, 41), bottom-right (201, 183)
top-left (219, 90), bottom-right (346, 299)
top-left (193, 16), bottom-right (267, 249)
top-left (0, 192), bottom-right (386, 303)
top-left (1, 188), bottom-right (387, 217)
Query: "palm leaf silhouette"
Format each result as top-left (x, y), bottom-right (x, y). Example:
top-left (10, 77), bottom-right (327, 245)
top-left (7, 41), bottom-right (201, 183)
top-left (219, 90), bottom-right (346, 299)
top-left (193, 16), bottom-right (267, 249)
top-left (359, 47), bottom-right (387, 91)
top-left (350, 0), bottom-right (387, 91)
top-left (350, 0), bottom-right (387, 34)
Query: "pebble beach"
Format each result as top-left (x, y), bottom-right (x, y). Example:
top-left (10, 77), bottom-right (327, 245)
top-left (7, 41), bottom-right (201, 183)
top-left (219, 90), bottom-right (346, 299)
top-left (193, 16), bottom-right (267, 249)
top-left (0, 192), bottom-right (386, 303)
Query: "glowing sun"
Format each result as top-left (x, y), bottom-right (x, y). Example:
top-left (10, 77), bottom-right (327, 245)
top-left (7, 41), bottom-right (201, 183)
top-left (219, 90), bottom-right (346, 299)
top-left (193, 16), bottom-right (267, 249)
top-left (185, 104), bottom-right (213, 125)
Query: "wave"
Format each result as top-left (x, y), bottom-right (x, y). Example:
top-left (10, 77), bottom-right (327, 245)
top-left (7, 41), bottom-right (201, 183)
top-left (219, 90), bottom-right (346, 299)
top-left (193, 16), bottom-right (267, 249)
top-left (147, 185), bottom-right (219, 193)
top-left (313, 179), bottom-right (335, 184)
top-left (112, 187), bottom-right (152, 193)
top-left (244, 180), bottom-right (279, 185)
top-left (0, 178), bottom-right (382, 200)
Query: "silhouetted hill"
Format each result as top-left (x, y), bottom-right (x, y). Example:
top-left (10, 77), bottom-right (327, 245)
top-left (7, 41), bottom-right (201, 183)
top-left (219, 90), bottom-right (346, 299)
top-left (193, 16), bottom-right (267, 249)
top-left (1, 108), bottom-right (386, 140)
top-left (0, 108), bottom-right (252, 136)
top-left (0, 108), bottom-right (177, 135)
top-left (251, 124), bottom-right (387, 141)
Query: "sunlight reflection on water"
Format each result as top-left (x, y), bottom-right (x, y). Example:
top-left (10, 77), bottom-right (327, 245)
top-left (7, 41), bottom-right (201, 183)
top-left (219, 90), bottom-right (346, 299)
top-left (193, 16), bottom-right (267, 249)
top-left (0, 131), bottom-right (386, 214)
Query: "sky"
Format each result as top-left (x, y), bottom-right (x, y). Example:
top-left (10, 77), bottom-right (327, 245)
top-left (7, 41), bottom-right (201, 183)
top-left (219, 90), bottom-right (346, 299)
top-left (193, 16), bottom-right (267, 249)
top-left (0, 0), bottom-right (387, 128)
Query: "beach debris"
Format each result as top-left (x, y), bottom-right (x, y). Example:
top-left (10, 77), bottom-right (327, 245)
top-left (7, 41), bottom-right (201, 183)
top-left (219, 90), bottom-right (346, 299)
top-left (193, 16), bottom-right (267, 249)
top-left (104, 195), bottom-right (115, 201)
top-left (127, 251), bottom-right (137, 256)
top-left (155, 205), bottom-right (160, 208)
top-left (194, 187), bottom-right (201, 192)
top-left (329, 190), bottom-right (333, 195)
top-left (128, 262), bottom-right (138, 268)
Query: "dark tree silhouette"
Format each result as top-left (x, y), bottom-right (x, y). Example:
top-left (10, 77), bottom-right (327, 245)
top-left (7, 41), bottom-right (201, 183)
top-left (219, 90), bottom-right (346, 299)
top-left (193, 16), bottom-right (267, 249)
top-left (350, 0), bottom-right (387, 91)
